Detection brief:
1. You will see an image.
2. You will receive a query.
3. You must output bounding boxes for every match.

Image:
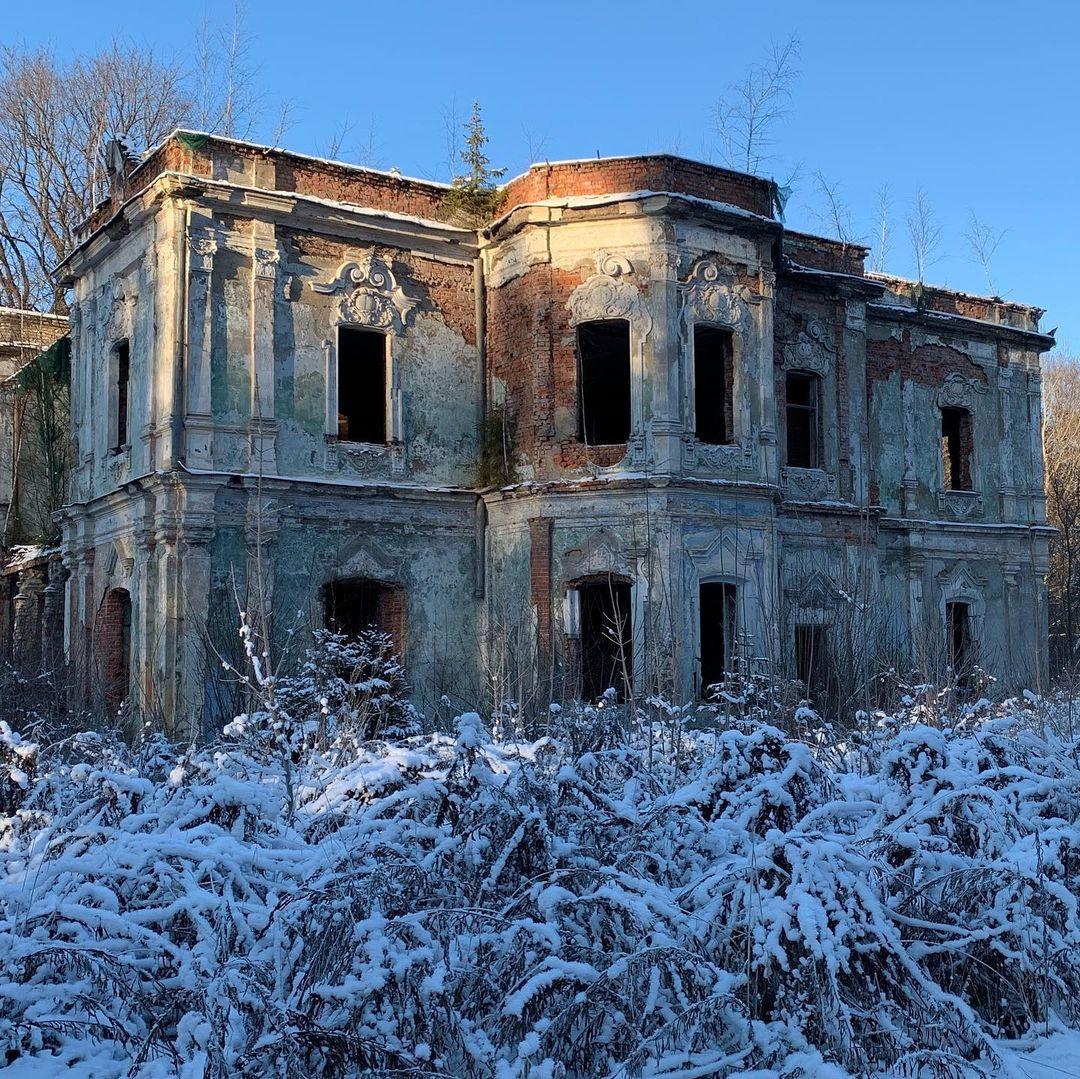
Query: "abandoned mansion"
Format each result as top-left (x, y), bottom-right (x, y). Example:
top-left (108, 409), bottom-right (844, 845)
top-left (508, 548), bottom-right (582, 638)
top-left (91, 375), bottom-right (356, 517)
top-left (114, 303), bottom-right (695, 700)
top-left (0, 132), bottom-right (1056, 730)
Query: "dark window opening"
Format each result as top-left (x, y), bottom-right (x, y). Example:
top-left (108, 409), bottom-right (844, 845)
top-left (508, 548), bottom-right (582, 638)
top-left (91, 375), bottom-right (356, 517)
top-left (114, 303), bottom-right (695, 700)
top-left (338, 328), bottom-right (387, 443)
top-left (699, 582), bottom-right (737, 696)
top-left (578, 575), bottom-right (633, 702)
top-left (694, 325), bottom-right (735, 445)
top-left (114, 339), bottom-right (130, 450)
top-left (98, 587), bottom-right (131, 714)
top-left (323, 577), bottom-right (405, 654)
top-left (947, 600), bottom-right (972, 672)
top-left (577, 320), bottom-right (631, 445)
top-left (940, 407), bottom-right (973, 491)
top-left (795, 624), bottom-right (828, 701)
top-left (785, 371), bottom-right (820, 469)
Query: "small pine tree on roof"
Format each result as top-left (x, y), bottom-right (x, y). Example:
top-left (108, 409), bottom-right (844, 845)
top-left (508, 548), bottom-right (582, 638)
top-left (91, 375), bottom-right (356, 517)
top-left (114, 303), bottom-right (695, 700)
top-left (443, 100), bottom-right (505, 226)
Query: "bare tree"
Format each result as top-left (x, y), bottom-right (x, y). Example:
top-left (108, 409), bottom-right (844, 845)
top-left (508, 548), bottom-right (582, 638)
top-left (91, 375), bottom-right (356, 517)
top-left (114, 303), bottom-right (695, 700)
top-left (1044, 355), bottom-right (1080, 677)
top-left (905, 187), bottom-right (942, 285)
top-left (963, 211), bottom-right (1006, 295)
top-left (713, 35), bottom-right (800, 174)
top-left (0, 41), bottom-right (190, 312)
top-left (870, 185), bottom-right (891, 273)
top-left (191, 0), bottom-right (261, 139)
top-left (812, 171), bottom-right (858, 249)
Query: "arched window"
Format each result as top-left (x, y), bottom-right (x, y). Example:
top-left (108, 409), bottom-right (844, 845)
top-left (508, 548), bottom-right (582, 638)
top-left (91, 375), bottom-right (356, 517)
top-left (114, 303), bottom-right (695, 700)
top-left (97, 588), bottom-right (131, 714)
top-left (785, 370), bottom-right (821, 468)
top-left (323, 577), bottom-right (406, 654)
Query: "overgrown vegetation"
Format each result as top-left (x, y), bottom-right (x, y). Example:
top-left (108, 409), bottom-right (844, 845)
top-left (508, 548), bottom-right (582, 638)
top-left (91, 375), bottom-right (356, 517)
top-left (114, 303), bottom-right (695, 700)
top-left (4, 334), bottom-right (70, 544)
top-left (441, 100), bottom-right (506, 227)
top-left (1, 623), bottom-right (1079, 1077)
top-left (476, 399), bottom-right (519, 488)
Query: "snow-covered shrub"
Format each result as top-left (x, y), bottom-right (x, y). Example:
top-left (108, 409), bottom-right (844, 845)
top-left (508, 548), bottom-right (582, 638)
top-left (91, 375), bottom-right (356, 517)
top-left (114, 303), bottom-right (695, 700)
top-left (276, 628), bottom-right (422, 748)
top-left (1, 693), bottom-right (1079, 1076)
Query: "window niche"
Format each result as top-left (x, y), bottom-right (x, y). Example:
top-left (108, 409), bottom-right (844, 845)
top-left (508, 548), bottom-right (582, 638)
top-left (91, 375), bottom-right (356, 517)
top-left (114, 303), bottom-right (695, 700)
top-left (336, 327), bottom-right (388, 444)
top-left (577, 319), bottom-right (631, 446)
top-left (97, 587), bottom-right (132, 714)
top-left (785, 371), bottom-right (821, 469)
top-left (946, 599), bottom-right (972, 673)
top-left (794, 623), bottom-right (829, 701)
top-left (693, 324), bottom-right (735, 445)
top-left (940, 407), bottom-right (974, 491)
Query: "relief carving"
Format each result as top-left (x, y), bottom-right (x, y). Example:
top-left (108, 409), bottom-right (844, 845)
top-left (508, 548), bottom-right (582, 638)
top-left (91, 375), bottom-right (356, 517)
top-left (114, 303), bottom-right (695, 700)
top-left (313, 256), bottom-right (418, 330)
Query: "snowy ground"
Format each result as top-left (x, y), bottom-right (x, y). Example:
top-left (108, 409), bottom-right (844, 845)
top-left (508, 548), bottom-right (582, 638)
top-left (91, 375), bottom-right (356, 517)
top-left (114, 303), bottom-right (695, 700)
top-left (3, 685), bottom-right (1080, 1077)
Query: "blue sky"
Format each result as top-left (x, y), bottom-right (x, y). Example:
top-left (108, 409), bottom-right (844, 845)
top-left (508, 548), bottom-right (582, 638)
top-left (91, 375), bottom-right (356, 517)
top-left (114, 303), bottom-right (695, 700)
top-left (14, 0), bottom-right (1079, 347)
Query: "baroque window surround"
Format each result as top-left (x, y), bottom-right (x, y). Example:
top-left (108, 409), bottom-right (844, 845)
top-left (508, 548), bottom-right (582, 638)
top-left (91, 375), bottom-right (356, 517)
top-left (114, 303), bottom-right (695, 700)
top-left (313, 256), bottom-right (419, 477)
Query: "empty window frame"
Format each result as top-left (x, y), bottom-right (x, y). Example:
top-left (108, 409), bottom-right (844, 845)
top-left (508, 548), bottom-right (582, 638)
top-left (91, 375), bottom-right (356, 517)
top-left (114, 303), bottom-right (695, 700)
top-left (694, 324), bottom-right (735, 445)
top-left (785, 371), bottom-right (821, 468)
top-left (699, 582), bottom-right (737, 695)
top-left (323, 577), bottom-right (406, 653)
top-left (795, 623), bottom-right (828, 700)
top-left (946, 600), bottom-right (972, 672)
top-left (577, 575), bottom-right (633, 702)
top-left (337, 327), bottom-right (388, 443)
top-left (940, 407), bottom-right (974, 491)
top-left (577, 319), bottom-right (631, 446)
top-left (113, 339), bottom-right (130, 450)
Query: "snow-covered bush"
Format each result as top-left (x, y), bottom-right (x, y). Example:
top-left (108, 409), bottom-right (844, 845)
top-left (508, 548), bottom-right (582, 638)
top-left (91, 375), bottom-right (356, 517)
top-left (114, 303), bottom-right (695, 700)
top-left (1, 687), bottom-right (1079, 1076)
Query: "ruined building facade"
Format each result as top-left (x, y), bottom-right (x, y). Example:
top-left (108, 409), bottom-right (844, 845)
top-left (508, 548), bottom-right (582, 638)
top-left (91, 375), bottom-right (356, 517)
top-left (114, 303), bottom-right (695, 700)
top-left (53, 133), bottom-right (1054, 731)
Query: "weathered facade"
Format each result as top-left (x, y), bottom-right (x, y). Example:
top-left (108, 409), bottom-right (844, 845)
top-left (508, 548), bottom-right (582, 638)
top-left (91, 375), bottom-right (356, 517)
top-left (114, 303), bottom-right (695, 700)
top-left (54, 133), bottom-right (1054, 733)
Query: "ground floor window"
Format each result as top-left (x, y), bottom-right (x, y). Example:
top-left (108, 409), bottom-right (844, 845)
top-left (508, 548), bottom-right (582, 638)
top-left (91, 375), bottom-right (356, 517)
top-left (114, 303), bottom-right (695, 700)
top-left (946, 600), bottom-right (972, 673)
top-left (794, 623), bottom-right (828, 701)
top-left (97, 587), bottom-right (131, 714)
top-left (573, 575), bottom-right (633, 702)
top-left (323, 577), bottom-right (406, 654)
top-left (699, 582), bottom-right (737, 696)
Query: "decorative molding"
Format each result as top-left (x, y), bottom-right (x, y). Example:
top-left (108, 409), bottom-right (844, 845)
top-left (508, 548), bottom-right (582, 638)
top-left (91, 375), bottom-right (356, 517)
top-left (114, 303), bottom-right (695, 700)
top-left (781, 465), bottom-right (836, 501)
top-left (684, 437), bottom-right (754, 473)
top-left (312, 256), bottom-right (418, 330)
top-left (782, 317), bottom-right (835, 375)
top-left (936, 489), bottom-right (985, 520)
top-left (567, 253), bottom-right (651, 333)
top-left (187, 230), bottom-right (218, 274)
top-left (937, 372), bottom-right (988, 410)
top-left (253, 246), bottom-right (281, 280)
top-left (678, 254), bottom-right (759, 325)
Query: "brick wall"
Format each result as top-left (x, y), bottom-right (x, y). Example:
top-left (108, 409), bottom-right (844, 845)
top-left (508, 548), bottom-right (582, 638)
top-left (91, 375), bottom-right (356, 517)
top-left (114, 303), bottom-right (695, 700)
top-left (866, 328), bottom-right (989, 389)
top-left (529, 516), bottom-right (553, 664)
top-left (503, 156), bottom-right (774, 218)
top-left (487, 264), bottom-right (630, 479)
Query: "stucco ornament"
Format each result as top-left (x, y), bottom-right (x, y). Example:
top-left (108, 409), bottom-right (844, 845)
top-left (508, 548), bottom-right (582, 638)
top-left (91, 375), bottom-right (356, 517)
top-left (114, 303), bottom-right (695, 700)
top-left (313, 256), bottom-right (418, 330)
top-left (678, 255), bottom-right (758, 325)
top-left (782, 317), bottom-right (835, 375)
top-left (937, 372), bottom-right (988, 410)
top-left (567, 251), bottom-right (651, 334)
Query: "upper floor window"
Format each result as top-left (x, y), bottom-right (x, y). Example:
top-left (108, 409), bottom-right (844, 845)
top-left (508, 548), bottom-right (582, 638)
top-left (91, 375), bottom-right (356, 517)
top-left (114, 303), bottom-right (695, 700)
top-left (785, 371), bottom-right (821, 468)
top-left (337, 327), bottom-right (387, 443)
top-left (694, 324), bottom-right (734, 445)
top-left (577, 319), bottom-right (630, 446)
top-left (940, 406), bottom-right (973, 491)
top-left (112, 339), bottom-right (130, 451)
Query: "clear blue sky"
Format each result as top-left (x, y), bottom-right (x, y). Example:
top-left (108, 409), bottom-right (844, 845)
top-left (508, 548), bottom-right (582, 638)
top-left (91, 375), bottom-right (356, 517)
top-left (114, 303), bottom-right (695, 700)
top-left (13, 0), bottom-right (1079, 348)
